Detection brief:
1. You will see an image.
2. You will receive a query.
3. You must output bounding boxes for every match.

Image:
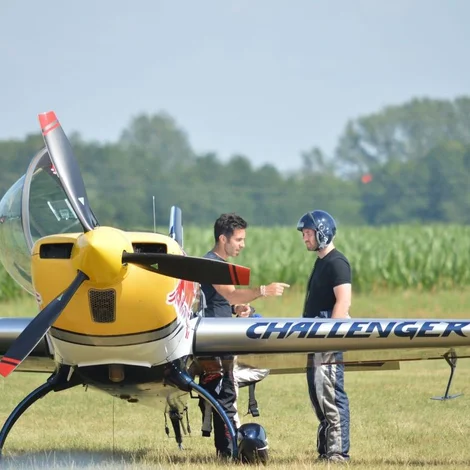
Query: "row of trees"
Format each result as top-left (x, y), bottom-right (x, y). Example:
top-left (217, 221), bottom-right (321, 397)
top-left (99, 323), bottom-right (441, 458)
top-left (1, 97), bottom-right (469, 228)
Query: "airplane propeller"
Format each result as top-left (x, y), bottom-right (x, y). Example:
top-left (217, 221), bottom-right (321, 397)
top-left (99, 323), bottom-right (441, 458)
top-left (0, 111), bottom-right (252, 378)
top-left (0, 250), bottom-right (249, 378)
top-left (122, 252), bottom-right (250, 285)
top-left (0, 271), bottom-right (89, 378)
top-left (39, 111), bottom-right (99, 232)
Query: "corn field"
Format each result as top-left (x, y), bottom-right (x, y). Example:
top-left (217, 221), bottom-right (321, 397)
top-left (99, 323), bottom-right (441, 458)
top-left (183, 224), bottom-right (470, 292)
top-left (0, 225), bottom-right (468, 301)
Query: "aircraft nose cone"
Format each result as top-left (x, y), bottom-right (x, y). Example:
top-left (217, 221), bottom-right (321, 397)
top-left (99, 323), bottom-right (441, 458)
top-left (72, 227), bottom-right (132, 285)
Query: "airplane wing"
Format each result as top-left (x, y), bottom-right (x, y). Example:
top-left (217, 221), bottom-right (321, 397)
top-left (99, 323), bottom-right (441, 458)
top-left (193, 317), bottom-right (470, 373)
top-left (0, 318), bottom-right (55, 373)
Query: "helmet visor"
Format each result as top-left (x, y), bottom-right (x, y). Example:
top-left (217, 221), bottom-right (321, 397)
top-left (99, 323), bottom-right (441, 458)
top-left (296, 212), bottom-right (317, 231)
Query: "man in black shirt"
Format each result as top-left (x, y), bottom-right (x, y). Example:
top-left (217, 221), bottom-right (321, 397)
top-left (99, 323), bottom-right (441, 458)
top-left (297, 209), bottom-right (351, 464)
top-left (201, 213), bottom-right (289, 459)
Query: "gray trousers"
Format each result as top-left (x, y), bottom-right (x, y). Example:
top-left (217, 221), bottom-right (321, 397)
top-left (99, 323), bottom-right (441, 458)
top-left (306, 351), bottom-right (350, 458)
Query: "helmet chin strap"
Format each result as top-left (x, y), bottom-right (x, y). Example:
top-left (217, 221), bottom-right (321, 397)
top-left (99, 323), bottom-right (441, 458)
top-left (315, 231), bottom-right (325, 251)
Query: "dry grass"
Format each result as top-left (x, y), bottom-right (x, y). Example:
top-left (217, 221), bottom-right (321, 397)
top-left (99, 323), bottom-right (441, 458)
top-left (1, 290), bottom-right (470, 469)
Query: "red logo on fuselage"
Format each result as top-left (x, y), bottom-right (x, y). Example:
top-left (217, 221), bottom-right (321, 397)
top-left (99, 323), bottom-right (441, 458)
top-left (166, 280), bottom-right (197, 339)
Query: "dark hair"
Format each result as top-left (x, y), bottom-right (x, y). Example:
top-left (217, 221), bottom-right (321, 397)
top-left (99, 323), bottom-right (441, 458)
top-left (214, 213), bottom-right (248, 242)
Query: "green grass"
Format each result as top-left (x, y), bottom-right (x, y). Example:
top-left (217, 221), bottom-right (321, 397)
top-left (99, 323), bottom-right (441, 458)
top-left (1, 290), bottom-right (470, 468)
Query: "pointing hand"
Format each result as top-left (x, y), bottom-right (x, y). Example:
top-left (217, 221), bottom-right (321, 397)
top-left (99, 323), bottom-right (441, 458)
top-left (263, 282), bottom-right (290, 296)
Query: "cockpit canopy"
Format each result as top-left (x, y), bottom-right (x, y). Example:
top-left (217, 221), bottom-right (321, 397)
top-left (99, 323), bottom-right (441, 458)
top-left (0, 148), bottom-right (83, 294)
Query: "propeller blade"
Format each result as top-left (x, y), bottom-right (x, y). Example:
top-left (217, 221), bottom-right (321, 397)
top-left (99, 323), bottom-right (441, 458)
top-left (122, 253), bottom-right (250, 285)
top-left (0, 271), bottom-right (89, 377)
top-left (38, 111), bottom-right (99, 232)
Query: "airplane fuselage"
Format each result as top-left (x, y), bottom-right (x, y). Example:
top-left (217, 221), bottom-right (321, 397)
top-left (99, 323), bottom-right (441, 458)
top-left (31, 229), bottom-right (201, 387)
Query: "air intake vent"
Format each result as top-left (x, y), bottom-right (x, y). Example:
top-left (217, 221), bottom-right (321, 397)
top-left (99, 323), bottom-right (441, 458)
top-left (89, 289), bottom-right (116, 323)
top-left (132, 243), bottom-right (167, 254)
top-left (40, 243), bottom-right (74, 259)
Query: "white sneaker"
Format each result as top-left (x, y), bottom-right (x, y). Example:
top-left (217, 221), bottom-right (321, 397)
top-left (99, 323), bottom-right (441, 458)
top-left (327, 454), bottom-right (350, 464)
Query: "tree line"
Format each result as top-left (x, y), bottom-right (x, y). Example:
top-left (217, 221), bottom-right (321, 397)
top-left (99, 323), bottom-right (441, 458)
top-left (1, 97), bottom-right (469, 229)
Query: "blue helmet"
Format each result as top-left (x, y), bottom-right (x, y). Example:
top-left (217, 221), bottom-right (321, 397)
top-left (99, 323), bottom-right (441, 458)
top-left (238, 423), bottom-right (269, 464)
top-left (296, 210), bottom-right (337, 250)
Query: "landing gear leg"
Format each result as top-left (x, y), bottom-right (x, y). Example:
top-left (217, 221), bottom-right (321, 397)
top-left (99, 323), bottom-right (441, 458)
top-left (431, 350), bottom-right (463, 401)
top-left (167, 361), bottom-right (238, 460)
top-left (0, 365), bottom-right (81, 456)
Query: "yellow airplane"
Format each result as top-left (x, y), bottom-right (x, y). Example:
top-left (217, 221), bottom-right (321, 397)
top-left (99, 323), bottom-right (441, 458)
top-left (0, 111), bottom-right (469, 464)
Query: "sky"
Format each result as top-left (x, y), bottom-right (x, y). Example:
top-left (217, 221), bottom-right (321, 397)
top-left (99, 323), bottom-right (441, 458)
top-left (1, 0), bottom-right (469, 170)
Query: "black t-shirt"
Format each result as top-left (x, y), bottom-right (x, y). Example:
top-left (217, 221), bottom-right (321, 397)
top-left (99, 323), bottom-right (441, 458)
top-left (201, 251), bottom-right (232, 318)
top-left (303, 248), bottom-right (351, 318)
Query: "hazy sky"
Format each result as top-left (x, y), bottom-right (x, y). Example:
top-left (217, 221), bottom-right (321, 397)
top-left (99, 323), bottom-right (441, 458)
top-left (1, 0), bottom-right (469, 170)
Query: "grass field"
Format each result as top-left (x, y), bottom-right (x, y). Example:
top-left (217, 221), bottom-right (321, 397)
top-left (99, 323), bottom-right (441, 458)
top-left (1, 290), bottom-right (470, 469)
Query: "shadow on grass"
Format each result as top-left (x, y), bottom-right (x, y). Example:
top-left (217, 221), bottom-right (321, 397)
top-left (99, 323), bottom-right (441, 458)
top-left (5, 448), bottom-right (470, 468)
top-left (0, 449), bottom-right (148, 469)
top-left (0, 448), bottom-right (235, 469)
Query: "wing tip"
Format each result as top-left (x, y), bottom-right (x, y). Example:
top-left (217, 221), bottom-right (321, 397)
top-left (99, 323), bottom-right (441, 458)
top-left (38, 111), bottom-right (60, 135)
